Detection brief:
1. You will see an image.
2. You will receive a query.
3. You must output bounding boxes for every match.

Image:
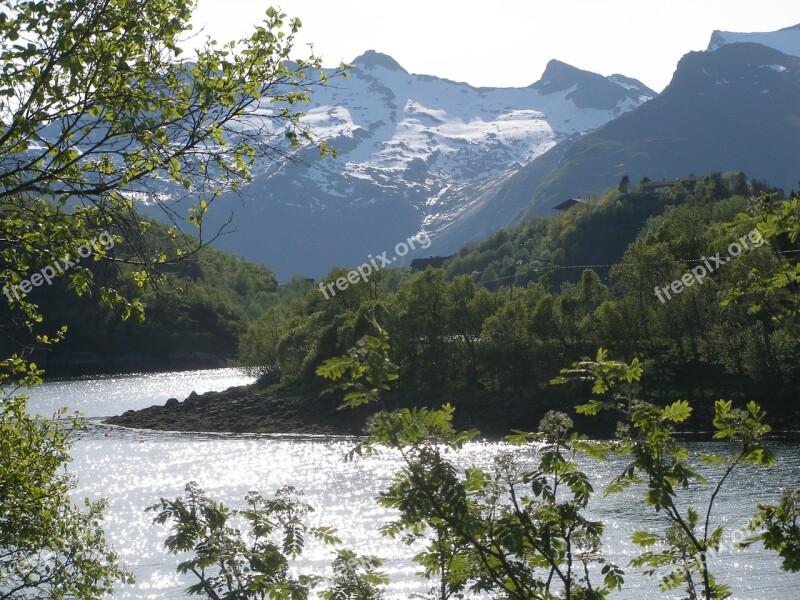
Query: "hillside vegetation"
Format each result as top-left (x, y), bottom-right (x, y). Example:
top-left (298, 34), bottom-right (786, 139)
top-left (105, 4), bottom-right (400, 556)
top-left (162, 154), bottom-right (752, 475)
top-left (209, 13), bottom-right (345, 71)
top-left (239, 173), bottom-right (799, 428)
top-left (0, 220), bottom-right (312, 374)
top-left (14, 172), bottom-right (798, 425)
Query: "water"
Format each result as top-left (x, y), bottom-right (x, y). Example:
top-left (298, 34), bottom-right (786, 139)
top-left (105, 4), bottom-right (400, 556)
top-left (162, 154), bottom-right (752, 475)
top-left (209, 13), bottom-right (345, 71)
top-left (22, 370), bottom-right (800, 599)
top-left (27, 368), bottom-right (255, 418)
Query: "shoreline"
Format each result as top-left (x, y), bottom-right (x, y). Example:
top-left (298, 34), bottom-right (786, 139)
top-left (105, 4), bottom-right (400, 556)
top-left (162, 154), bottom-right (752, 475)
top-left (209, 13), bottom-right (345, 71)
top-left (40, 355), bottom-right (232, 381)
top-left (103, 381), bottom-right (800, 439)
top-left (103, 385), bottom-right (372, 436)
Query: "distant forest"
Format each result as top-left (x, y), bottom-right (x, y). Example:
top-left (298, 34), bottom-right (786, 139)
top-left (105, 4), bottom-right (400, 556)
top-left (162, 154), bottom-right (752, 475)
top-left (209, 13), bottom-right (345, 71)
top-left (237, 172), bottom-right (799, 421)
top-left (9, 172), bottom-right (799, 422)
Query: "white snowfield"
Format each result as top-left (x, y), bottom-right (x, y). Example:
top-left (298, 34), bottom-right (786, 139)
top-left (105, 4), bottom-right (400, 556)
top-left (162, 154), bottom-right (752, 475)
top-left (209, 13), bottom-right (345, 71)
top-left (126, 26), bottom-right (800, 279)
top-left (250, 51), bottom-right (653, 219)
top-left (708, 23), bottom-right (800, 57)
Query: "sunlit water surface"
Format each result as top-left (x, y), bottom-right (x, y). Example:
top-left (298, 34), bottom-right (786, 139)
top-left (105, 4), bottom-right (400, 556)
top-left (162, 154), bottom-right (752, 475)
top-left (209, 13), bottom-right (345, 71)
top-left (24, 370), bottom-right (800, 599)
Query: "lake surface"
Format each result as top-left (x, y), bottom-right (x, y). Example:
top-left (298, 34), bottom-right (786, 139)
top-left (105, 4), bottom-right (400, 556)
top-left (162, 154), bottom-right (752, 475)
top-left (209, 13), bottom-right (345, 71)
top-left (24, 369), bottom-right (800, 599)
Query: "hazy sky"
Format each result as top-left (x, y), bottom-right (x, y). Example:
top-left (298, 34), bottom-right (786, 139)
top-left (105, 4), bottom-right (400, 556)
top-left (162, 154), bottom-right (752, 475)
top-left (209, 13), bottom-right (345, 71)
top-left (191, 0), bottom-right (800, 92)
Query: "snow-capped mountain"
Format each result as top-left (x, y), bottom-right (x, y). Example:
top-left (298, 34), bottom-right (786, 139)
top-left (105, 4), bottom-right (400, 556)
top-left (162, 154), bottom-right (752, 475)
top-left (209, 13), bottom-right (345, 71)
top-left (708, 23), bottom-right (800, 56)
top-left (202, 51), bottom-right (654, 280)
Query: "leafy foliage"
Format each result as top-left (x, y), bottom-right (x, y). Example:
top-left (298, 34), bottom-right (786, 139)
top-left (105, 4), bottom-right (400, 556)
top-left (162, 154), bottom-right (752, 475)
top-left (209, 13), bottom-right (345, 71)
top-left (318, 329), bottom-right (623, 599)
top-left (150, 482), bottom-right (387, 599)
top-left (321, 551), bottom-right (389, 600)
top-left (0, 372), bottom-right (133, 598)
top-left (553, 350), bottom-right (784, 599)
top-left (0, 0), bottom-right (342, 596)
top-left (316, 316), bottom-right (398, 408)
top-left (739, 488), bottom-right (800, 572)
top-left (314, 324), bottom-right (798, 599)
top-left (723, 192), bottom-right (800, 338)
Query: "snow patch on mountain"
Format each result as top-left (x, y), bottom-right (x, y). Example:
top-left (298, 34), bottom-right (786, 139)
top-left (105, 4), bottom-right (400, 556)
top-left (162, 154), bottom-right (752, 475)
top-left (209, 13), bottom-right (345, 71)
top-left (709, 24), bottom-right (800, 57)
top-left (251, 51), bottom-right (654, 207)
top-left (192, 51), bottom-right (656, 279)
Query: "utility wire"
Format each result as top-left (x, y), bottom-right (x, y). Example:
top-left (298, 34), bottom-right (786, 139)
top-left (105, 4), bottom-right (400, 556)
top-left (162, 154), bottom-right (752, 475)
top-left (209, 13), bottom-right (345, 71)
top-left (474, 249), bottom-right (800, 286)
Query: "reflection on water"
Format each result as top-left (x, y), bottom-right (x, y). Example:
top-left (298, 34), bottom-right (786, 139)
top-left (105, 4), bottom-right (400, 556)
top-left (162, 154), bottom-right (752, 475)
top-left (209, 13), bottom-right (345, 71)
top-left (25, 367), bottom-right (254, 418)
top-left (22, 370), bottom-right (800, 598)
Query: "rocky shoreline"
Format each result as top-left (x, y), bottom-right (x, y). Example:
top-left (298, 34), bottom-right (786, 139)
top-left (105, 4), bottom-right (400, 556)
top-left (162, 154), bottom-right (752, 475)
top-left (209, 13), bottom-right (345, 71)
top-left (104, 385), bottom-right (374, 435)
top-left (105, 383), bottom-right (800, 438)
top-left (102, 383), bottom-right (589, 437)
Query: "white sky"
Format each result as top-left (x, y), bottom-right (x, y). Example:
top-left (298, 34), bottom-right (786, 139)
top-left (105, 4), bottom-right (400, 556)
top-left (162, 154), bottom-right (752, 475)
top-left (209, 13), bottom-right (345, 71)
top-left (190, 0), bottom-right (800, 92)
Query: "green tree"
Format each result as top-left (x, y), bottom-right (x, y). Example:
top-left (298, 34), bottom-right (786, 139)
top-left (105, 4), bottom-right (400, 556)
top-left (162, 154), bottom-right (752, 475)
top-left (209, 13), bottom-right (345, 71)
top-left (150, 482), bottom-right (387, 599)
top-left (619, 175), bottom-right (630, 196)
top-left (239, 305), bottom-right (290, 380)
top-left (1, 0), bottom-right (344, 331)
top-left (479, 298), bottom-right (532, 390)
top-left (0, 0), bottom-right (343, 595)
top-left (552, 349), bottom-right (782, 599)
top-left (723, 193), bottom-right (800, 338)
top-left (318, 324), bottom-right (797, 599)
top-left (444, 276), bottom-right (494, 386)
top-left (317, 324), bottom-right (624, 600)
top-left (388, 269), bottom-right (449, 389)
top-left (740, 488), bottom-right (800, 572)
top-left (0, 378), bottom-right (132, 598)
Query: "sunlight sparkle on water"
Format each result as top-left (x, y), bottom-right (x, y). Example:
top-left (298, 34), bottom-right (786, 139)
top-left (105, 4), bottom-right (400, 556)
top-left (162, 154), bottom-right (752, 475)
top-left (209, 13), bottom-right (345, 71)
top-left (35, 369), bottom-right (800, 599)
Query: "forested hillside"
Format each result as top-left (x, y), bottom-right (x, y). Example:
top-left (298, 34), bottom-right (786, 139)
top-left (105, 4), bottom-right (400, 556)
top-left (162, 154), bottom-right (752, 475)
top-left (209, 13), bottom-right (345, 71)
top-left (13, 172), bottom-right (798, 416)
top-left (0, 220), bottom-right (311, 374)
top-left (240, 173), bottom-right (799, 425)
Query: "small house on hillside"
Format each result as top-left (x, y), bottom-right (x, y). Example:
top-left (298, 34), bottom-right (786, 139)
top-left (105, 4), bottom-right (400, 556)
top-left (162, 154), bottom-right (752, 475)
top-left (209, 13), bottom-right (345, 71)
top-left (677, 175), bottom-right (708, 187)
top-left (639, 180), bottom-right (676, 192)
top-left (410, 256), bottom-right (452, 272)
top-left (552, 198), bottom-right (586, 212)
top-left (640, 175), bottom-right (709, 193)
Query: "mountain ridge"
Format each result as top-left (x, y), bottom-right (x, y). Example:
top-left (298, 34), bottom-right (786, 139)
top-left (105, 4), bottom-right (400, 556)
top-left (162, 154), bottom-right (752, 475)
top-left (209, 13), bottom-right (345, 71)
top-left (141, 24), bottom-right (800, 280)
top-left (517, 40), bottom-right (800, 217)
top-left (190, 51), bottom-right (654, 279)
top-left (708, 23), bottom-right (800, 56)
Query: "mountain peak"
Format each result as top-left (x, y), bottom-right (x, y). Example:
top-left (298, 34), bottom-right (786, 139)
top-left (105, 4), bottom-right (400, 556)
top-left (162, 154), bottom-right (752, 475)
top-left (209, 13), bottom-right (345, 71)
top-left (708, 23), bottom-right (800, 57)
top-left (527, 39), bottom-right (800, 214)
top-left (536, 59), bottom-right (583, 88)
top-left (666, 42), bottom-right (793, 98)
top-left (532, 59), bottom-right (655, 109)
top-left (352, 50), bottom-right (407, 73)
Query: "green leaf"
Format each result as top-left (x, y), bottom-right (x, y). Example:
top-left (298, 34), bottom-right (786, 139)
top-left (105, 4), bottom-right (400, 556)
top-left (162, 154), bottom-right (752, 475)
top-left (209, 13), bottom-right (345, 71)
top-left (631, 530), bottom-right (661, 547)
top-left (662, 400), bottom-right (692, 423)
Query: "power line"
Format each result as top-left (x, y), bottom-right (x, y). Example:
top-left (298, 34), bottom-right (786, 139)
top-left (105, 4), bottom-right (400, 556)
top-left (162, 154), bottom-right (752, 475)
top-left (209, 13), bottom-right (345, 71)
top-left (473, 249), bottom-right (800, 287)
